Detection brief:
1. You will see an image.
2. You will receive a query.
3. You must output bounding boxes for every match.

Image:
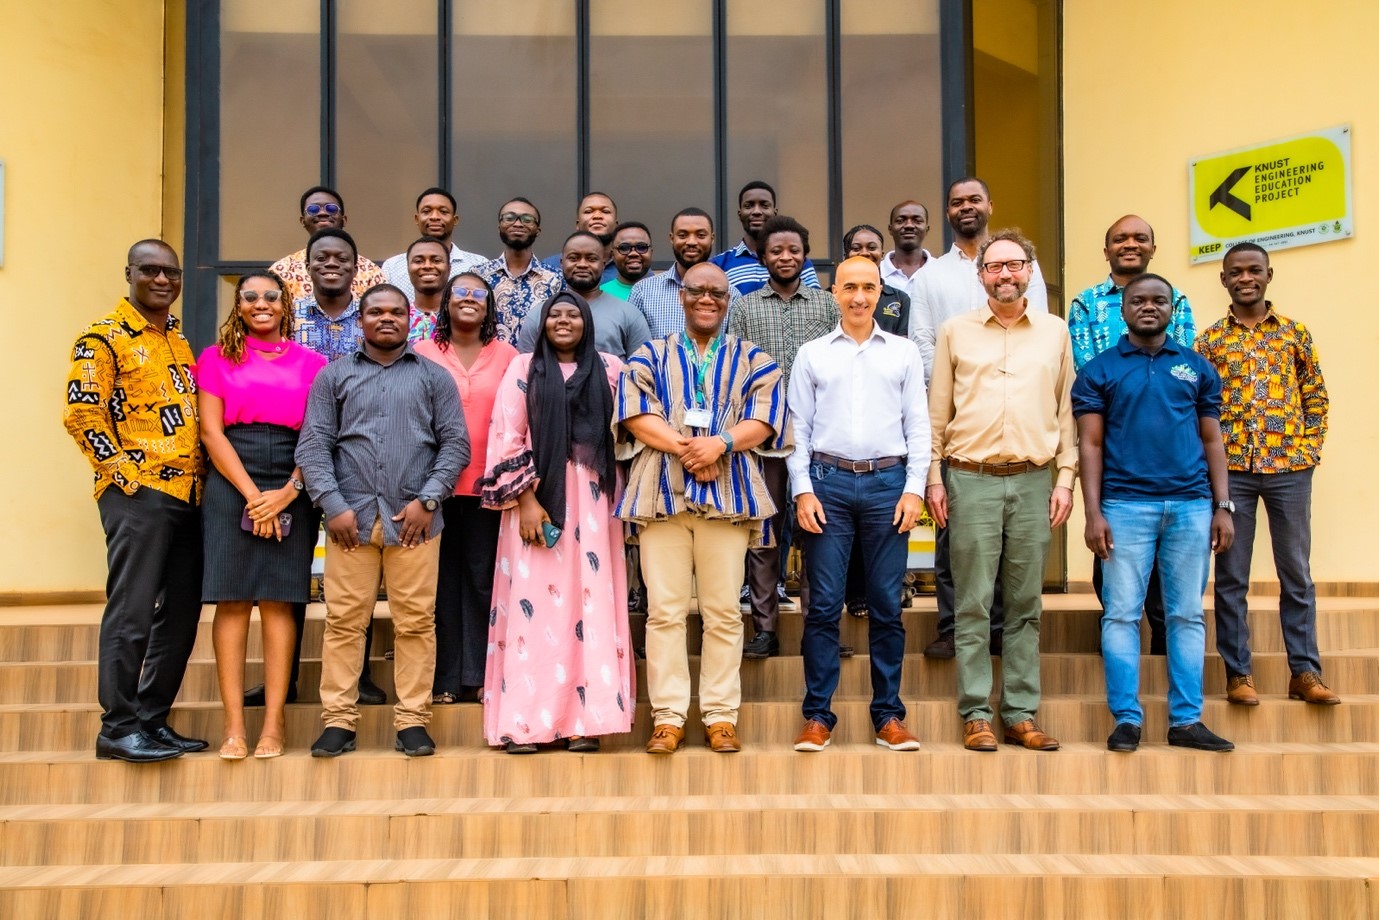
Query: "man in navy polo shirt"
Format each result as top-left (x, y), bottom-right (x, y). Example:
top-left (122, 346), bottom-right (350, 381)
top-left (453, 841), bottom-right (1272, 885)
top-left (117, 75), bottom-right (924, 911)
top-left (1072, 273), bottom-right (1236, 753)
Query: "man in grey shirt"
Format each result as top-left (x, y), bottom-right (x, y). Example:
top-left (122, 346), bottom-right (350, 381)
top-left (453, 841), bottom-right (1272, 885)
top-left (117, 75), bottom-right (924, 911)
top-left (296, 283), bottom-right (469, 759)
top-left (517, 231), bottom-right (652, 360)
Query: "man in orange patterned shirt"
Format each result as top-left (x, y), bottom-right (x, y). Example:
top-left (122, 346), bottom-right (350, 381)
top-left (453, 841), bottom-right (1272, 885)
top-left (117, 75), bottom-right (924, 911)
top-left (268, 186), bottom-right (384, 305)
top-left (1195, 243), bottom-right (1336, 706)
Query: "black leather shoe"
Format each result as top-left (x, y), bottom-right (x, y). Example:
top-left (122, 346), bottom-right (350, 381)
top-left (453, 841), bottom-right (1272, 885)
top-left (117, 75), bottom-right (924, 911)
top-left (357, 677), bottom-right (387, 705)
top-left (1107, 722), bottom-right (1141, 752)
top-left (742, 631), bottom-right (780, 659)
top-left (1167, 722), bottom-right (1234, 752)
top-left (395, 726), bottom-right (436, 757)
top-left (146, 724), bottom-right (209, 753)
top-left (95, 730), bottom-right (183, 763)
top-left (243, 683), bottom-right (299, 706)
top-left (310, 727), bottom-right (357, 757)
top-left (923, 632), bottom-right (955, 659)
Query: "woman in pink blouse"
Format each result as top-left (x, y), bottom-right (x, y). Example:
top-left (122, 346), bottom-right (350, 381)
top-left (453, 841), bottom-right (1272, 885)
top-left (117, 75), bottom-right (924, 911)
top-left (414, 273), bottom-right (518, 704)
top-left (199, 271), bottom-right (327, 760)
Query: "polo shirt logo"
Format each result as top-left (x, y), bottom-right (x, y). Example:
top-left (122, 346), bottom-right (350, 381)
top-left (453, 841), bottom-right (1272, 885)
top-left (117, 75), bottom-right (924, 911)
top-left (1170, 363), bottom-right (1198, 383)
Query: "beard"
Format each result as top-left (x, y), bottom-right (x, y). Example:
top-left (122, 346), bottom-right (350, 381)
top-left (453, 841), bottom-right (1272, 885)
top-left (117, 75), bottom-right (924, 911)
top-left (565, 272), bottom-right (601, 294)
top-left (499, 229), bottom-right (535, 252)
top-left (767, 265), bottom-right (803, 288)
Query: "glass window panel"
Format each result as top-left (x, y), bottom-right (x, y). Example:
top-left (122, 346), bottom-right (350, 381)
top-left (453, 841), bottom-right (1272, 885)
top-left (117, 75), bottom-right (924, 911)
top-left (839, 0), bottom-right (943, 258)
top-left (724, 2), bottom-right (829, 258)
top-left (335, 0), bottom-right (439, 264)
top-left (588, 1), bottom-right (714, 260)
top-left (450, 2), bottom-right (577, 261)
top-left (219, 0), bottom-right (320, 262)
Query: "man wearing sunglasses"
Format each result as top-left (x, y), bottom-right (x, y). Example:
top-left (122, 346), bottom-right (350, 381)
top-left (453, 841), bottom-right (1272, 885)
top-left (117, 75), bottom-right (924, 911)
top-left (602, 221), bottom-right (655, 301)
top-left (477, 197), bottom-right (562, 346)
top-left (268, 187), bottom-right (384, 306)
top-left (63, 240), bottom-right (207, 763)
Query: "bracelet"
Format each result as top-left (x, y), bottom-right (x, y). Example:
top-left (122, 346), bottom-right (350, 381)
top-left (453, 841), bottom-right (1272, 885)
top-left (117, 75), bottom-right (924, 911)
top-left (718, 431), bottom-right (735, 453)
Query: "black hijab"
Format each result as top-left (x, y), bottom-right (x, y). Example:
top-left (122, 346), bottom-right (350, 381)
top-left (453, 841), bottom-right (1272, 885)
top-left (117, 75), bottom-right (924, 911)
top-left (526, 290), bottom-right (617, 529)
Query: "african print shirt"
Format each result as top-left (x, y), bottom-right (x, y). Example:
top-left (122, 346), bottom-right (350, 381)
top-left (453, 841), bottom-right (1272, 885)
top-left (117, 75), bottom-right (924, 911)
top-left (477, 254), bottom-right (563, 346)
top-left (293, 296), bottom-right (364, 362)
top-left (1068, 275), bottom-right (1196, 372)
top-left (1195, 304), bottom-right (1328, 473)
top-left (267, 248), bottom-right (385, 305)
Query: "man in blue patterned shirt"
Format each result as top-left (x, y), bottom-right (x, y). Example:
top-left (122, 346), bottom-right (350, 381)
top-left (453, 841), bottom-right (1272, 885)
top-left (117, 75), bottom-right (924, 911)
top-left (1068, 214), bottom-right (1196, 656)
top-left (293, 228), bottom-right (363, 363)
top-left (477, 197), bottom-right (563, 345)
top-left (710, 181), bottom-right (822, 295)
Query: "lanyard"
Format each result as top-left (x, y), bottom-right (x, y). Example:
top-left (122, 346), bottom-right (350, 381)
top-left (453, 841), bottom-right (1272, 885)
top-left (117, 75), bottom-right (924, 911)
top-left (680, 334), bottom-right (721, 408)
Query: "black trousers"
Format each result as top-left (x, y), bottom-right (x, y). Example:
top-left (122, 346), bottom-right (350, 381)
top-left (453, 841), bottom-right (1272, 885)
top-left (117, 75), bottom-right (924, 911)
top-left (96, 488), bottom-right (203, 738)
top-left (434, 496), bottom-right (501, 692)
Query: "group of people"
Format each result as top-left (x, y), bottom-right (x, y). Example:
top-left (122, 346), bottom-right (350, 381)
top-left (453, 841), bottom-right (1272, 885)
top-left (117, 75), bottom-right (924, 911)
top-left (62, 175), bottom-right (1332, 764)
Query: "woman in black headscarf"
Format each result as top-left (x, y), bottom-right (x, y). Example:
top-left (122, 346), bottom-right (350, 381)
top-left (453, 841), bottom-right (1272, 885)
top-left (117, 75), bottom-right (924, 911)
top-left (478, 291), bottom-right (633, 754)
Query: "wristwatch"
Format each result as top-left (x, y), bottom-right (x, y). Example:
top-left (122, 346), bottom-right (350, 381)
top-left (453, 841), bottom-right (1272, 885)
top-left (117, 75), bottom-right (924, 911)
top-left (718, 431), bottom-right (735, 454)
top-left (1214, 500), bottom-right (1235, 513)
top-left (421, 497), bottom-right (439, 512)
top-left (289, 476), bottom-right (305, 492)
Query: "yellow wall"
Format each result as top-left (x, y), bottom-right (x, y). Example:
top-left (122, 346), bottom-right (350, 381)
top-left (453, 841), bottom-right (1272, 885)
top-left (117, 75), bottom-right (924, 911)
top-left (1063, 0), bottom-right (1378, 584)
top-left (0, 1), bottom-right (171, 598)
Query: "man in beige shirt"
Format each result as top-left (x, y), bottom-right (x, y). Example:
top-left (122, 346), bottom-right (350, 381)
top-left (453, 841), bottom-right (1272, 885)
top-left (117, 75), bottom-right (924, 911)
top-left (926, 229), bottom-right (1077, 753)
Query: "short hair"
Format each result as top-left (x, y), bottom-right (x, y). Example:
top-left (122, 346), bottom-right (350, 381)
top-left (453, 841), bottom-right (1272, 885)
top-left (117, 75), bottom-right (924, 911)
top-left (406, 235), bottom-right (449, 259)
top-left (756, 214), bottom-right (810, 257)
top-left (581, 191), bottom-right (618, 211)
top-left (1121, 272), bottom-right (1173, 301)
top-left (888, 200), bottom-right (928, 223)
top-left (415, 187), bottom-right (456, 211)
top-left (611, 220), bottom-right (651, 239)
top-left (945, 176), bottom-right (991, 201)
top-left (672, 206), bottom-right (714, 233)
top-left (1224, 241), bottom-right (1270, 264)
top-left (842, 223), bottom-right (884, 255)
top-left (976, 228), bottom-right (1036, 265)
top-left (359, 283), bottom-right (408, 309)
top-left (127, 238), bottom-right (176, 263)
top-left (306, 227), bottom-right (358, 261)
top-left (563, 230), bottom-right (605, 250)
top-left (499, 196), bottom-right (541, 225)
top-left (1103, 215), bottom-right (1156, 248)
top-left (737, 180), bottom-right (776, 207)
top-left (299, 185), bottom-right (344, 214)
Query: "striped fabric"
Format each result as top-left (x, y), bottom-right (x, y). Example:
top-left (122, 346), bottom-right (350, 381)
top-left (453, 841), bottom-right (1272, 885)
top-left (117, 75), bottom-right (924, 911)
top-left (613, 333), bottom-right (792, 548)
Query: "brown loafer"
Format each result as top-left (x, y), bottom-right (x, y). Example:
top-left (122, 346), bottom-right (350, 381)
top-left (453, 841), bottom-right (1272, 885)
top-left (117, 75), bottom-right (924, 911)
top-left (1226, 674), bottom-right (1259, 705)
top-left (1288, 671), bottom-right (1341, 705)
top-left (645, 723), bottom-right (685, 755)
top-left (963, 719), bottom-right (997, 752)
top-left (1004, 719), bottom-right (1060, 751)
top-left (704, 722), bottom-right (742, 753)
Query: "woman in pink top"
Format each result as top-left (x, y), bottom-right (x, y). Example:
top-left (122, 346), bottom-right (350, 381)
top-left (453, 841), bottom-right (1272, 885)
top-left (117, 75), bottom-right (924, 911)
top-left (199, 271), bottom-right (327, 760)
top-left (415, 272), bottom-right (517, 704)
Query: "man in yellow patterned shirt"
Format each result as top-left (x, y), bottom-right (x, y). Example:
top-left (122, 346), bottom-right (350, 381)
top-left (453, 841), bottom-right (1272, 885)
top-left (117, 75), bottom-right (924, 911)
top-left (1195, 243), bottom-right (1336, 706)
top-left (63, 240), bottom-right (208, 763)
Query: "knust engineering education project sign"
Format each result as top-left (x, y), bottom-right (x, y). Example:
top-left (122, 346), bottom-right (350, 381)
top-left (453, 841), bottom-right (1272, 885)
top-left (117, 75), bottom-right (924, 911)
top-left (1188, 125), bottom-right (1352, 263)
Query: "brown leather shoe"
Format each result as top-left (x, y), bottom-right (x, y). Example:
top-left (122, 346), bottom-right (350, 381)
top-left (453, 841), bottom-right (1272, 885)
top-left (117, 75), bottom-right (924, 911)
top-left (705, 722), bottom-right (742, 753)
top-left (645, 723), bottom-right (685, 754)
top-left (1004, 719), bottom-right (1060, 751)
top-left (875, 718), bottom-right (921, 751)
top-left (963, 719), bottom-right (997, 752)
top-left (1226, 674), bottom-right (1259, 705)
top-left (1289, 671), bottom-right (1341, 705)
top-left (793, 719), bottom-right (832, 752)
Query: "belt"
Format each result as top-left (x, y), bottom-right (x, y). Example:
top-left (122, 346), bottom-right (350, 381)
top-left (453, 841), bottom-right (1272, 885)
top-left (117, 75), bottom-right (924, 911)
top-left (946, 458), bottom-right (1049, 477)
top-left (811, 452), bottom-right (905, 473)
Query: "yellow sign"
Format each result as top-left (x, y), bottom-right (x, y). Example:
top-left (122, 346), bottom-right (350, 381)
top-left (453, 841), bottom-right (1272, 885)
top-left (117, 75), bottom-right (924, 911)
top-left (1188, 126), bottom-right (1352, 263)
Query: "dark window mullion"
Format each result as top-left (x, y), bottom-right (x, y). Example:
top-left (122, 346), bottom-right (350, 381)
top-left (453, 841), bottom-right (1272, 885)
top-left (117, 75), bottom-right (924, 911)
top-left (712, 0), bottom-right (727, 241)
top-left (939, 0), bottom-right (973, 253)
top-left (824, 0), bottom-right (842, 268)
top-left (320, 0), bottom-right (336, 186)
top-left (576, 0), bottom-right (590, 200)
top-left (439, 0), bottom-right (452, 188)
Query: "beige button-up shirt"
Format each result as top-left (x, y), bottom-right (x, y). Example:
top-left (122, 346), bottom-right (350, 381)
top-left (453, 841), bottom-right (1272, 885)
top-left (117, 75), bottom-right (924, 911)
top-left (927, 302), bottom-right (1077, 490)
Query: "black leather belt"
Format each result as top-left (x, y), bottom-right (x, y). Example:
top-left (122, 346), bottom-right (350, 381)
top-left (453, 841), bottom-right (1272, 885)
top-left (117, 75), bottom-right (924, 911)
top-left (812, 452), bottom-right (905, 473)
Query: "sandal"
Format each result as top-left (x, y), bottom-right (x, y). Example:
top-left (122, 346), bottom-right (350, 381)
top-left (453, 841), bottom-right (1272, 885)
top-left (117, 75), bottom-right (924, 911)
top-left (253, 735), bottom-right (285, 759)
top-left (433, 691), bottom-right (458, 705)
top-left (219, 735), bottom-right (248, 761)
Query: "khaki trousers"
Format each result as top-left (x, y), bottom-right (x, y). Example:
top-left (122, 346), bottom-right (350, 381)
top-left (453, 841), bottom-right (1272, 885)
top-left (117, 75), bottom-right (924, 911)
top-left (640, 513), bottom-right (751, 727)
top-left (321, 518), bottom-right (440, 731)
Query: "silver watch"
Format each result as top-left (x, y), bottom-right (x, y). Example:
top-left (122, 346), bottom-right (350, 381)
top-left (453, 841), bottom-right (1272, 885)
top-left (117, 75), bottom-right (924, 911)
top-left (1214, 500), bottom-right (1235, 513)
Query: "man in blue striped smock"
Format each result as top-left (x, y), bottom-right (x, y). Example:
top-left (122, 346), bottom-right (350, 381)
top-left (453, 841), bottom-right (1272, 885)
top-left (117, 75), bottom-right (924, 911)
top-left (614, 262), bottom-right (792, 756)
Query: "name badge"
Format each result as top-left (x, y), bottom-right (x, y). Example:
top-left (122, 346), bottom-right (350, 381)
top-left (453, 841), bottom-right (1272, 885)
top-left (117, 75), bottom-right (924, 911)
top-left (683, 407), bottom-right (713, 428)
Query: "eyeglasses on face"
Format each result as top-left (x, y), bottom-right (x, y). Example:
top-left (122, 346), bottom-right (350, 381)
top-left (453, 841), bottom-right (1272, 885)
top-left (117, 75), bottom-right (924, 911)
top-left (451, 285), bottom-right (489, 300)
top-left (304, 202), bottom-right (341, 217)
top-left (130, 263), bottom-right (183, 281)
top-left (615, 242), bottom-right (651, 254)
top-left (499, 212), bottom-right (538, 226)
top-left (683, 286), bottom-right (729, 302)
top-left (239, 290), bottom-right (283, 304)
top-left (980, 259), bottom-right (1029, 274)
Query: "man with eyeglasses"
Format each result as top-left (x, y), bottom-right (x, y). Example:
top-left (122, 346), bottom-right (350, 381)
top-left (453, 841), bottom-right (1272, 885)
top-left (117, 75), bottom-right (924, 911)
top-left (517, 231), bottom-right (651, 360)
top-left (911, 178), bottom-right (1049, 662)
top-left (269, 186), bottom-right (384, 305)
top-left (630, 207), bottom-right (741, 339)
top-left (478, 198), bottom-right (562, 346)
top-left (63, 240), bottom-right (207, 763)
top-left (602, 221), bottom-right (654, 301)
top-left (710, 181), bottom-right (821, 295)
top-left (381, 188), bottom-right (486, 305)
top-left (926, 229), bottom-right (1076, 754)
top-left (540, 192), bottom-right (620, 285)
top-left (880, 200), bottom-right (934, 301)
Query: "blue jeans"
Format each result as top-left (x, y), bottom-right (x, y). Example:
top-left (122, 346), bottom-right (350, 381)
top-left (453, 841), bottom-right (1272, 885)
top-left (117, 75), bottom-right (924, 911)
top-left (1213, 468), bottom-right (1320, 678)
top-left (800, 462), bottom-right (908, 731)
top-left (1100, 498), bottom-right (1211, 728)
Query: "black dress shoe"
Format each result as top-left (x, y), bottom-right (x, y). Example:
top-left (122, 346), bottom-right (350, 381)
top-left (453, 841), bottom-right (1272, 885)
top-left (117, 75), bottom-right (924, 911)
top-left (357, 677), bottom-right (387, 705)
top-left (923, 632), bottom-right (955, 659)
top-left (96, 730), bottom-right (183, 763)
top-left (244, 683), bottom-right (299, 707)
top-left (1167, 722), bottom-right (1234, 752)
top-left (742, 631), bottom-right (780, 659)
top-left (395, 726), bottom-right (436, 757)
top-left (310, 727), bottom-right (357, 757)
top-left (146, 724), bottom-right (209, 753)
top-left (1107, 722), bottom-right (1141, 752)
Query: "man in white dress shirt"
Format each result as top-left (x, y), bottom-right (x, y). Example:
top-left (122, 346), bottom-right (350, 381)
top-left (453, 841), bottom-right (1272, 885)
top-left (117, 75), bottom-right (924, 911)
top-left (787, 257), bottom-right (929, 754)
top-left (879, 199), bottom-right (934, 301)
top-left (381, 187), bottom-right (486, 303)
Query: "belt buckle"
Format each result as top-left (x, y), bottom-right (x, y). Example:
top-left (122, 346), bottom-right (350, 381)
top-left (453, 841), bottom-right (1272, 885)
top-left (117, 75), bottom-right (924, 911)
top-left (853, 459), bottom-right (875, 473)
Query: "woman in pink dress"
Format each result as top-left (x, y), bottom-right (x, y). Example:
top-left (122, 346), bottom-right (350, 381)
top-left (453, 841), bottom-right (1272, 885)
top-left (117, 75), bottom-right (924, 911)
top-left (479, 291), bottom-right (633, 753)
